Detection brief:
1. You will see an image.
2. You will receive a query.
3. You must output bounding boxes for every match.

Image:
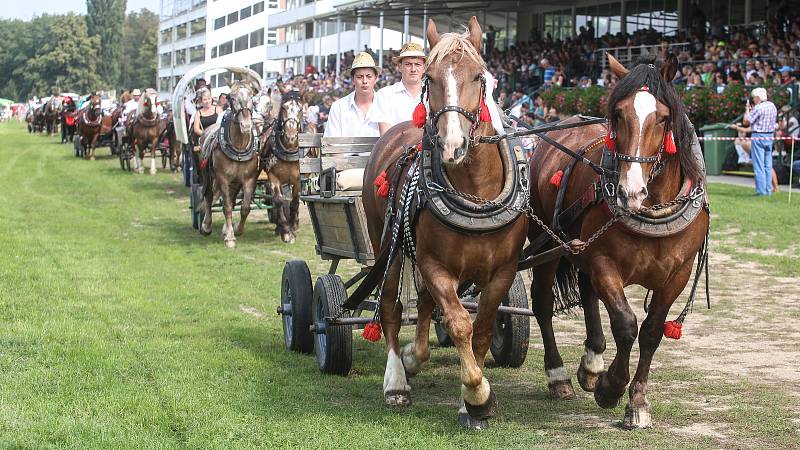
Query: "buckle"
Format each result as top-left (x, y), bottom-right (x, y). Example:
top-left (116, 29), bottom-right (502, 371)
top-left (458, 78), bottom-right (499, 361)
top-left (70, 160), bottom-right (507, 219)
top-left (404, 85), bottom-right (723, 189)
top-left (604, 182), bottom-right (616, 198)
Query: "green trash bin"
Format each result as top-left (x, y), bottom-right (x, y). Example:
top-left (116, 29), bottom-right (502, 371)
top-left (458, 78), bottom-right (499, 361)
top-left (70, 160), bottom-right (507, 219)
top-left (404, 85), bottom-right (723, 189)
top-left (699, 123), bottom-right (737, 176)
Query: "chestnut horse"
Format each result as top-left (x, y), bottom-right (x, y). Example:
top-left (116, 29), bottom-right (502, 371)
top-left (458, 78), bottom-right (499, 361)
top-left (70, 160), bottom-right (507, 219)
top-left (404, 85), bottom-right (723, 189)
top-left (361, 17), bottom-right (528, 429)
top-left (43, 96), bottom-right (60, 136)
top-left (198, 81), bottom-right (259, 248)
top-left (76, 94), bottom-right (104, 160)
top-left (528, 54), bottom-right (708, 429)
top-left (130, 89), bottom-right (162, 175)
top-left (260, 90), bottom-right (305, 243)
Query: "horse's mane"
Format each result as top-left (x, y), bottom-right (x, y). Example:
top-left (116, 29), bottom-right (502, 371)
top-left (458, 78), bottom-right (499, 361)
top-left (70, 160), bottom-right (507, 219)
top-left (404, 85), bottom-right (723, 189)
top-left (606, 56), bottom-right (702, 183)
top-left (427, 30), bottom-right (486, 69)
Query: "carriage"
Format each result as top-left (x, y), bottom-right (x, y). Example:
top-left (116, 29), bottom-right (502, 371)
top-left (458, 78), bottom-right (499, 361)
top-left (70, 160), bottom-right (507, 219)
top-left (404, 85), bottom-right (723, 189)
top-left (276, 134), bottom-right (533, 375)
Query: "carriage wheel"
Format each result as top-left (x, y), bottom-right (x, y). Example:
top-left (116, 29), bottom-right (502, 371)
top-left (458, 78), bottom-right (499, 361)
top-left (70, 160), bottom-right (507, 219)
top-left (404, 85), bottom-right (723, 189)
top-left (490, 273), bottom-right (530, 368)
top-left (313, 274), bottom-right (352, 376)
top-left (118, 142), bottom-right (126, 170)
top-left (74, 135), bottom-right (82, 157)
top-left (190, 182), bottom-right (205, 230)
top-left (182, 145), bottom-right (192, 187)
top-left (161, 148), bottom-right (169, 169)
top-left (280, 260), bottom-right (314, 354)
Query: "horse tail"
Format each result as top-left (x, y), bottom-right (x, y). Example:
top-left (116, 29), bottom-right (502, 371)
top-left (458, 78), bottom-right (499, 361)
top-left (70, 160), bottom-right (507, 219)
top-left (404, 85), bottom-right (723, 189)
top-left (552, 258), bottom-right (582, 314)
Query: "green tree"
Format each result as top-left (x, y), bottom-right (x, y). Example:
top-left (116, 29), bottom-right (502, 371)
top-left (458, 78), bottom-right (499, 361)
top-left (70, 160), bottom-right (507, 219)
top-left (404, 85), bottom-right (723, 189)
top-left (121, 9), bottom-right (158, 90)
top-left (86, 0), bottom-right (126, 88)
top-left (21, 14), bottom-right (102, 96)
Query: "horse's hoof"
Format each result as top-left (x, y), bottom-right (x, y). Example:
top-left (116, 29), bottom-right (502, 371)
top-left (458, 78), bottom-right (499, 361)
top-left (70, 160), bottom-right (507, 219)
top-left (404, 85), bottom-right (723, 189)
top-left (384, 390), bottom-right (411, 407)
top-left (224, 239), bottom-right (236, 249)
top-left (199, 225), bottom-right (211, 236)
top-left (464, 389), bottom-right (497, 420)
top-left (281, 233), bottom-right (294, 243)
top-left (458, 412), bottom-right (490, 430)
top-left (548, 379), bottom-right (576, 400)
top-left (577, 364), bottom-right (600, 392)
top-left (149, 170), bottom-right (156, 176)
top-left (622, 402), bottom-right (653, 429)
top-left (594, 372), bottom-right (622, 409)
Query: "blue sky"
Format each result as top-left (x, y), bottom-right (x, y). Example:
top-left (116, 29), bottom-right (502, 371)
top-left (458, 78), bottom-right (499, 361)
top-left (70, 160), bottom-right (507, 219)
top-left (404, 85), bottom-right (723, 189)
top-left (1, 0), bottom-right (159, 20)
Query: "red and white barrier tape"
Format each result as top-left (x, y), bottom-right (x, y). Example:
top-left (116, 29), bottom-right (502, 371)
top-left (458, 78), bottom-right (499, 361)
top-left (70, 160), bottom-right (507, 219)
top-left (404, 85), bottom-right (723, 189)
top-left (697, 135), bottom-right (800, 141)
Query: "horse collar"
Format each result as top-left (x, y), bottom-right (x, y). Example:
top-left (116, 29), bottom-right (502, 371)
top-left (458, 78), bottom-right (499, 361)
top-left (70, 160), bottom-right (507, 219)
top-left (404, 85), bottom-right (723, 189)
top-left (218, 110), bottom-right (258, 162)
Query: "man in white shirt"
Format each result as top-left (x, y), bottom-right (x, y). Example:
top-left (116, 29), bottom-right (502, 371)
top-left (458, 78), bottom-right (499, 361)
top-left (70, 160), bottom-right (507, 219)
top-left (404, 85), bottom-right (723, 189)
top-left (373, 42), bottom-right (426, 135)
top-left (324, 52), bottom-right (380, 138)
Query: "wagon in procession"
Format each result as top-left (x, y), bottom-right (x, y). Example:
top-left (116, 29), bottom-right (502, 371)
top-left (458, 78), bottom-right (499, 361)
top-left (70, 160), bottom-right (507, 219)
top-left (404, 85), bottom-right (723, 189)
top-left (277, 134), bottom-right (533, 376)
top-left (171, 63), bottom-right (277, 229)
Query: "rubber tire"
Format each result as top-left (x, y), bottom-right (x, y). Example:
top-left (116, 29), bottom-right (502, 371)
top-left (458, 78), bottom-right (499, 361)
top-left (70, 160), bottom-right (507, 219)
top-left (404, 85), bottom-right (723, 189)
top-left (190, 182), bottom-right (205, 230)
top-left (74, 135), bottom-right (82, 157)
top-left (434, 321), bottom-right (454, 347)
top-left (313, 274), bottom-right (353, 376)
top-left (182, 145), bottom-right (192, 187)
top-left (281, 260), bottom-right (314, 354)
top-left (490, 273), bottom-right (530, 368)
top-left (118, 142), bottom-right (126, 170)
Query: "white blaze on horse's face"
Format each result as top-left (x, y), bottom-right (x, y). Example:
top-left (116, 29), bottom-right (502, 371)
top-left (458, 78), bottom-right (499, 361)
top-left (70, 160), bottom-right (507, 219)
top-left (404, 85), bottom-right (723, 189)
top-left (618, 90), bottom-right (656, 211)
top-left (283, 100), bottom-right (302, 145)
top-left (442, 65), bottom-right (467, 164)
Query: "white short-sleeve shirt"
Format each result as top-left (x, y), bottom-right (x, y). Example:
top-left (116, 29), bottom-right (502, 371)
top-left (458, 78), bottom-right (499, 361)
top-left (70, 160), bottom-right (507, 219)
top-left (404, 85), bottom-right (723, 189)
top-left (373, 81), bottom-right (419, 128)
top-left (323, 91), bottom-right (379, 138)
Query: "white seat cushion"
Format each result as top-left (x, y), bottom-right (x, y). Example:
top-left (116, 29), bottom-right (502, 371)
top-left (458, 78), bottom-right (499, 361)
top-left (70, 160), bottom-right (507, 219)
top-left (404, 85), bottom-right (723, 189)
top-left (336, 168), bottom-right (365, 191)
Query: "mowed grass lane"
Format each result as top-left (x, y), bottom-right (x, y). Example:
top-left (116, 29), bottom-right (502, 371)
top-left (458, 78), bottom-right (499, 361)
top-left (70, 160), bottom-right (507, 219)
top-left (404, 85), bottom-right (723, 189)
top-left (0, 122), bottom-right (796, 448)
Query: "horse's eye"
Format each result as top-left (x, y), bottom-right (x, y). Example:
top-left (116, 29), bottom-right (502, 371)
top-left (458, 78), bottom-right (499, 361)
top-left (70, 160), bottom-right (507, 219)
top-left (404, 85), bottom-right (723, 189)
top-left (473, 75), bottom-right (481, 82)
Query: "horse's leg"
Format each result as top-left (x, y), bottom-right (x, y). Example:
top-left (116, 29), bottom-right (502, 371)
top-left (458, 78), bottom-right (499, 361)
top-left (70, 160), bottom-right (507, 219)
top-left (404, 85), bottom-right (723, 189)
top-left (577, 271), bottom-right (607, 392)
top-left (402, 279), bottom-right (433, 378)
top-left (289, 172), bottom-right (301, 236)
top-left (90, 134), bottom-right (99, 160)
top-left (591, 268), bottom-right (638, 409)
top-left (532, 260), bottom-right (576, 399)
top-left (424, 265), bottom-right (493, 427)
top-left (268, 172), bottom-right (291, 243)
top-left (199, 178), bottom-right (218, 236)
top-left (624, 261), bottom-right (693, 429)
top-left (235, 175), bottom-right (256, 236)
top-left (380, 260), bottom-right (411, 406)
top-left (220, 182), bottom-right (237, 248)
top-left (149, 138), bottom-right (157, 175)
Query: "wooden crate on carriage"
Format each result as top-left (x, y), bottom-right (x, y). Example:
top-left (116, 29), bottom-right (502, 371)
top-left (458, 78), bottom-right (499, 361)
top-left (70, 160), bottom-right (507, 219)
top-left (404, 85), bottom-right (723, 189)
top-left (299, 136), bottom-right (380, 267)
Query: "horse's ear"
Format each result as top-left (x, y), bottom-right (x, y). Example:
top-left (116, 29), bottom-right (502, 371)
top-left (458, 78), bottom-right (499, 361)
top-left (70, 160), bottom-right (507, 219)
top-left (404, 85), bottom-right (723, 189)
top-left (467, 16), bottom-right (482, 52)
top-left (427, 18), bottom-right (440, 49)
top-left (661, 54), bottom-right (678, 82)
top-left (607, 53), bottom-right (629, 78)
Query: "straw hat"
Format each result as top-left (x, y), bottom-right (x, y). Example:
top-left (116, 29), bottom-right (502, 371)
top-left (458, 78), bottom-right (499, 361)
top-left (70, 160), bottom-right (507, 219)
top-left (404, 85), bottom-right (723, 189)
top-left (392, 42), bottom-right (427, 64)
top-left (347, 52), bottom-right (380, 76)
top-left (131, 88), bottom-right (142, 96)
top-left (751, 87), bottom-right (767, 101)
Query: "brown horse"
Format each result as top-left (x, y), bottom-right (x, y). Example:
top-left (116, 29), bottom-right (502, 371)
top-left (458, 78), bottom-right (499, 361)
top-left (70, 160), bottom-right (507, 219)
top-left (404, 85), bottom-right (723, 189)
top-left (130, 89), bottom-right (162, 175)
top-left (527, 54), bottom-right (708, 429)
top-left (43, 96), bottom-right (60, 136)
top-left (361, 17), bottom-right (528, 429)
top-left (198, 81), bottom-right (259, 248)
top-left (260, 89), bottom-right (305, 243)
top-left (76, 94), bottom-right (104, 160)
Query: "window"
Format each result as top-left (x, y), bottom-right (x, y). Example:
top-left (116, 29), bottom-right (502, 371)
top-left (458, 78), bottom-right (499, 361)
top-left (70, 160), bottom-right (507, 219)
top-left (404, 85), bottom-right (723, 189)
top-left (249, 62), bottom-right (263, 77)
top-left (267, 30), bottom-right (277, 45)
top-left (219, 40), bottom-right (233, 56)
top-left (160, 52), bottom-right (172, 67)
top-left (240, 6), bottom-right (252, 19)
top-left (160, 28), bottom-right (172, 44)
top-left (211, 46), bottom-right (218, 58)
top-left (253, 1), bottom-right (264, 14)
top-left (227, 11), bottom-right (238, 25)
top-left (267, 0), bottom-right (278, 8)
top-left (214, 16), bottom-right (225, 30)
top-left (176, 22), bottom-right (188, 39)
top-left (190, 18), bottom-right (205, 36)
top-left (190, 45), bottom-right (205, 63)
top-left (235, 34), bottom-right (249, 52)
top-left (250, 29), bottom-right (264, 47)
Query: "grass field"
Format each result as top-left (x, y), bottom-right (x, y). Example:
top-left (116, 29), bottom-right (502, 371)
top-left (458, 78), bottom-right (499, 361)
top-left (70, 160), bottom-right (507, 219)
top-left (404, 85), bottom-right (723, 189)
top-left (1, 122), bottom-right (798, 449)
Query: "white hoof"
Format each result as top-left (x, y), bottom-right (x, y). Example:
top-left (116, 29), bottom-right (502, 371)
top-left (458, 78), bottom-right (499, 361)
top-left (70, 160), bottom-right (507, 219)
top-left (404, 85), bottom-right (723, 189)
top-left (224, 239), bottom-right (237, 248)
top-left (384, 390), bottom-right (412, 407)
top-left (149, 169), bottom-right (156, 175)
top-left (281, 233), bottom-right (294, 243)
top-left (622, 402), bottom-right (653, 429)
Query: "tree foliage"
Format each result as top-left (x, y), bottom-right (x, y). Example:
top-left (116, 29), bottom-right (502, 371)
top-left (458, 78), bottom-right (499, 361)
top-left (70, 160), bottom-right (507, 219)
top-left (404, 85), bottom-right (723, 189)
top-left (121, 9), bottom-right (158, 91)
top-left (86, 0), bottom-right (127, 88)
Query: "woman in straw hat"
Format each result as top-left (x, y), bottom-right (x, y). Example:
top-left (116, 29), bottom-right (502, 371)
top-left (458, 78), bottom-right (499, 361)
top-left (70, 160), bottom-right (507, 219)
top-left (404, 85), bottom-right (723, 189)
top-left (324, 52), bottom-right (381, 137)
top-left (373, 42), bottom-right (426, 135)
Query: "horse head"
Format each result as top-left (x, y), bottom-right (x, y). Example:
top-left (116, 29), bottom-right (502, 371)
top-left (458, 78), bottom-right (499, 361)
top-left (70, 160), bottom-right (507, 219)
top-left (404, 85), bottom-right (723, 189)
top-left (228, 81), bottom-right (254, 135)
top-left (251, 86), bottom-right (273, 128)
top-left (88, 94), bottom-right (102, 119)
top-left (138, 89), bottom-right (158, 118)
top-left (605, 53), bottom-right (698, 211)
top-left (277, 90), bottom-right (303, 149)
top-left (425, 16), bottom-right (489, 165)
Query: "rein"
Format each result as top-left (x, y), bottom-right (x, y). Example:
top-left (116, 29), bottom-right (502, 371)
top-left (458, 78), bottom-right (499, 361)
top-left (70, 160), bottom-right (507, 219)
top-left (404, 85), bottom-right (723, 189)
top-left (217, 109), bottom-right (258, 162)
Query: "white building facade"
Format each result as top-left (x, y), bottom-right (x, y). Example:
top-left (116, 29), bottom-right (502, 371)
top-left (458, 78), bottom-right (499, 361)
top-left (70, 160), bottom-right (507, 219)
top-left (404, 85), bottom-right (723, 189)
top-left (157, 0), bottom-right (208, 97)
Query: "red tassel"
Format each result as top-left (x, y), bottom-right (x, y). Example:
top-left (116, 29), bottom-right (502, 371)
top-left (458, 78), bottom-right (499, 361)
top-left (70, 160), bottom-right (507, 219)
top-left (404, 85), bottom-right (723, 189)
top-left (374, 171), bottom-right (389, 198)
top-left (479, 98), bottom-right (491, 123)
top-left (604, 130), bottom-right (616, 152)
top-left (549, 170), bottom-right (564, 188)
top-left (664, 130), bottom-right (677, 154)
top-left (200, 158), bottom-right (208, 172)
top-left (412, 102), bottom-right (427, 128)
top-left (362, 321), bottom-right (382, 342)
top-left (415, 142), bottom-right (422, 153)
top-left (663, 320), bottom-right (682, 339)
